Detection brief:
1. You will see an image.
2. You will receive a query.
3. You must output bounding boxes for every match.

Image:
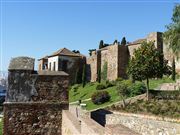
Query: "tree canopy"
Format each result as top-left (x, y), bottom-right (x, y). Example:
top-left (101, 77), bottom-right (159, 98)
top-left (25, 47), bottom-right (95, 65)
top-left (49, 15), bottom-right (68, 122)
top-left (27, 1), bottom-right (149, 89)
top-left (164, 4), bottom-right (180, 58)
top-left (121, 37), bottom-right (126, 45)
top-left (99, 40), bottom-right (104, 49)
top-left (128, 41), bottom-right (171, 99)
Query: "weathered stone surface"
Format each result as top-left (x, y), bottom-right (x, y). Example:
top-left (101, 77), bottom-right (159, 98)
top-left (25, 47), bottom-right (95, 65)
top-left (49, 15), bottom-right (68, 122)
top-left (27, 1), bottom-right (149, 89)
top-left (106, 112), bottom-right (180, 135)
top-left (38, 70), bottom-right (68, 76)
top-left (32, 75), bottom-right (69, 102)
top-left (4, 56), bottom-right (69, 135)
top-left (8, 57), bottom-right (35, 70)
top-left (7, 70), bottom-right (37, 102)
top-left (4, 103), bottom-right (68, 135)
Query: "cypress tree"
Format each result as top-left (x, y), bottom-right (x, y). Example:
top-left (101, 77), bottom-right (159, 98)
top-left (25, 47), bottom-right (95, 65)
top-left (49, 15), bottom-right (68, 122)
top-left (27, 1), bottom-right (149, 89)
top-left (172, 57), bottom-right (176, 81)
top-left (82, 64), bottom-right (86, 87)
top-left (99, 40), bottom-right (104, 49)
top-left (121, 37), bottom-right (126, 45)
top-left (113, 40), bottom-right (118, 44)
top-left (97, 69), bottom-right (101, 83)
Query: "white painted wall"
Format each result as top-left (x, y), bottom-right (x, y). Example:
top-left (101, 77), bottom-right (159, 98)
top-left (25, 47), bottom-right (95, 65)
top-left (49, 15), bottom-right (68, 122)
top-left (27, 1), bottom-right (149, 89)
top-left (48, 56), bottom-right (59, 71)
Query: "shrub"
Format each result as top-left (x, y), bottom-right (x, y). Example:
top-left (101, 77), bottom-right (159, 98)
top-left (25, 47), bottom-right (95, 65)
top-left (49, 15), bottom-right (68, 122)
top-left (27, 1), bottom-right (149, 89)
top-left (96, 84), bottom-right (106, 90)
top-left (91, 91), bottom-right (111, 105)
top-left (116, 80), bottom-right (132, 97)
top-left (129, 82), bottom-right (146, 96)
top-left (105, 80), bottom-right (114, 88)
top-left (116, 77), bottom-right (123, 82)
top-left (149, 90), bottom-right (180, 100)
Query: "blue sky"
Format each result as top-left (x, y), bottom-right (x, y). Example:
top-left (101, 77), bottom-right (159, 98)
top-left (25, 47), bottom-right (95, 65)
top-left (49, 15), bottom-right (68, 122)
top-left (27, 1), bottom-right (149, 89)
top-left (0, 0), bottom-right (179, 71)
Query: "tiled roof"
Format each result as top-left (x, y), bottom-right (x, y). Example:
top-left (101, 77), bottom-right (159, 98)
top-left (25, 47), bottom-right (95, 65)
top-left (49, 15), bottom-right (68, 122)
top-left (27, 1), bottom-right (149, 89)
top-left (48, 48), bottom-right (80, 57)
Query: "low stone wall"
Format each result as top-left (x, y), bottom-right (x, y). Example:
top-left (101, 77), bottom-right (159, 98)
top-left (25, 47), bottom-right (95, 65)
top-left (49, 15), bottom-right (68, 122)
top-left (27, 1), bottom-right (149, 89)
top-left (62, 109), bottom-right (105, 135)
top-left (106, 112), bottom-right (180, 135)
top-left (62, 110), bottom-right (81, 135)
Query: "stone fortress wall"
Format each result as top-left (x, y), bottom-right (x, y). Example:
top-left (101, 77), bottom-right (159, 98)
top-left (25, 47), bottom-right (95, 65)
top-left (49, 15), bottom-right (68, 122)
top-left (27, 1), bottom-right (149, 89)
top-left (3, 57), bottom-right (69, 135)
top-left (87, 32), bottom-right (180, 82)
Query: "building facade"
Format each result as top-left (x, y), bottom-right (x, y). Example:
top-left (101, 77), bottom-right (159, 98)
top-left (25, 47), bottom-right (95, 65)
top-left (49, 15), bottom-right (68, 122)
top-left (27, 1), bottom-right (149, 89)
top-left (38, 48), bottom-right (85, 83)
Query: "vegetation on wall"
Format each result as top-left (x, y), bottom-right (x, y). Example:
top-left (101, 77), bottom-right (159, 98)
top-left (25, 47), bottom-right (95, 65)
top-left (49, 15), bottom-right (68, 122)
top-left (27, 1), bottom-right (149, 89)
top-left (127, 41), bottom-right (171, 100)
top-left (101, 62), bottom-right (108, 81)
top-left (97, 69), bottom-right (101, 83)
top-left (82, 64), bottom-right (86, 87)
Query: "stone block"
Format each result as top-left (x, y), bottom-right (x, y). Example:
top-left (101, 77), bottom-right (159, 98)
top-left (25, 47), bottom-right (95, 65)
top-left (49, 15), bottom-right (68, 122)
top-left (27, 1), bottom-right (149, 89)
top-left (8, 57), bottom-right (35, 71)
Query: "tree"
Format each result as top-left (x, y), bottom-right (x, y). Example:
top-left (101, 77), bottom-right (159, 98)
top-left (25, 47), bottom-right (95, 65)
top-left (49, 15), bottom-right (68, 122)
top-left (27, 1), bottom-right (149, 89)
top-left (99, 40), bottom-right (104, 49)
top-left (72, 50), bottom-right (80, 54)
top-left (172, 58), bottom-right (176, 81)
top-left (128, 41), bottom-right (171, 100)
top-left (113, 40), bottom-right (118, 44)
top-left (82, 64), bottom-right (86, 87)
top-left (88, 49), bottom-right (96, 56)
top-left (121, 37), bottom-right (126, 45)
top-left (116, 80), bottom-right (131, 108)
top-left (164, 4), bottom-right (180, 80)
top-left (97, 69), bottom-right (101, 83)
top-left (74, 68), bottom-right (82, 84)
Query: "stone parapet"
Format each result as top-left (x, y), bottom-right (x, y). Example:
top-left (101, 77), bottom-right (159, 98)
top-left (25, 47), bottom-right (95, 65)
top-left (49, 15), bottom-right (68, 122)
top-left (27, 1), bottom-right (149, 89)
top-left (3, 57), bottom-right (69, 135)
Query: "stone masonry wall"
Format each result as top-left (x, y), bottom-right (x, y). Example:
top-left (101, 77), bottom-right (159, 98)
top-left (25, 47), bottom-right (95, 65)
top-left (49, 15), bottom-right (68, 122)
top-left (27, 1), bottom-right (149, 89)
top-left (3, 57), bottom-right (69, 135)
top-left (106, 112), bottom-right (180, 135)
top-left (107, 44), bottom-right (119, 81)
top-left (87, 52), bottom-right (98, 82)
top-left (118, 45), bottom-right (129, 78)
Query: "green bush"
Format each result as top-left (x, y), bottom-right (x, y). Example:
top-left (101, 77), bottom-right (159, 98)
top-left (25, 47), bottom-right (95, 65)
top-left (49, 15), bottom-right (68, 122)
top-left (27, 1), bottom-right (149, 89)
top-left (129, 82), bottom-right (146, 96)
top-left (91, 91), bottom-right (111, 105)
top-left (116, 80), bottom-right (132, 97)
top-left (116, 77), bottom-right (123, 82)
top-left (96, 84), bottom-right (106, 90)
top-left (105, 80), bottom-right (114, 88)
top-left (149, 90), bottom-right (180, 100)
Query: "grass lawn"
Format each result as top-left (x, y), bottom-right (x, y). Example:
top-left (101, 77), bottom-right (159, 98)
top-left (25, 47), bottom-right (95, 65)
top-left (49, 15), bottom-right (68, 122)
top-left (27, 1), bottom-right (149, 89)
top-left (0, 119), bottom-right (2, 135)
top-left (149, 77), bottom-right (175, 89)
top-left (69, 77), bottom-right (175, 111)
top-left (69, 82), bottom-right (121, 110)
